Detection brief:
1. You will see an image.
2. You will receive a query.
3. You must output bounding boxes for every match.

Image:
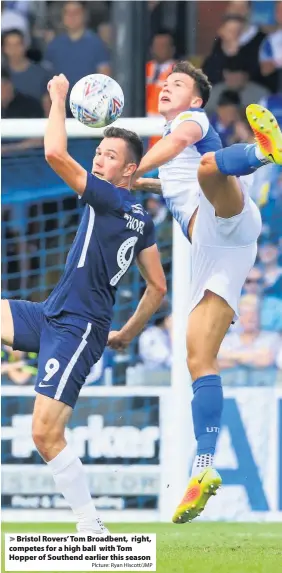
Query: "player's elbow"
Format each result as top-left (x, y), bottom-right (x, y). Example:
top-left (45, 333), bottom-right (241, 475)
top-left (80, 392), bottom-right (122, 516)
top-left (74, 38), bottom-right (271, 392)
top-left (149, 280), bottom-right (167, 299)
top-left (45, 148), bottom-right (66, 166)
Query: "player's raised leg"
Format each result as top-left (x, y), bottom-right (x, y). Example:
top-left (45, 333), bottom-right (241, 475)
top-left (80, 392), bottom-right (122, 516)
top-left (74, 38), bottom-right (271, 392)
top-left (32, 393), bottom-right (108, 534)
top-left (172, 291), bottom-right (232, 523)
top-left (197, 106), bottom-right (282, 218)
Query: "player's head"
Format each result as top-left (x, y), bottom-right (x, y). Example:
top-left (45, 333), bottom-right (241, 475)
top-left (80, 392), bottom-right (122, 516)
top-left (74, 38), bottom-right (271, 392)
top-left (158, 61), bottom-right (212, 120)
top-left (92, 127), bottom-right (143, 188)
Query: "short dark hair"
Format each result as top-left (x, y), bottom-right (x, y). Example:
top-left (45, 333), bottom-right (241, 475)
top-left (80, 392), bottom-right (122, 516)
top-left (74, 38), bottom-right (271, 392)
top-left (223, 55), bottom-right (249, 74)
top-left (153, 28), bottom-right (175, 43)
top-left (170, 61), bottom-right (212, 108)
top-left (218, 90), bottom-right (241, 107)
top-left (103, 127), bottom-right (143, 165)
top-left (2, 28), bottom-right (25, 46)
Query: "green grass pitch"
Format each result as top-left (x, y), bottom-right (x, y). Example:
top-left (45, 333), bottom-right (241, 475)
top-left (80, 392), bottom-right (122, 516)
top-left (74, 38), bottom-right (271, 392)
top-left (2, 522), bottom-right (282, 573)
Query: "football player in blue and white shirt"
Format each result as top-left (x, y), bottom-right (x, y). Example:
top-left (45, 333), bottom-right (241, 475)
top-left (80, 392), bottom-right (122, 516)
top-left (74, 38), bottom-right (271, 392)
top-left (134, 60), bottom-right (282, 523)
top-left (1, 73), bottom-right (167, 534)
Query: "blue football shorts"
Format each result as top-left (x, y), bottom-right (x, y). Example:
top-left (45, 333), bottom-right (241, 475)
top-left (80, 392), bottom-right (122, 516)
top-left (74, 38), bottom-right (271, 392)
top-left (9, 300), bottom-right (109, 408)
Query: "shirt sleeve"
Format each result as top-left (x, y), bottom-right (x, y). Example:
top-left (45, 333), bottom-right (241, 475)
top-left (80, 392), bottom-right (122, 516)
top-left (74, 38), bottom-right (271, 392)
top-left (259, 37), bottom-right (273, 62)
top-left (81, 172), bottom-right (123, 213)
top-left (141, 217), bottom-right (156, 250)
top-left (170, 110), bottom-right (209, 139)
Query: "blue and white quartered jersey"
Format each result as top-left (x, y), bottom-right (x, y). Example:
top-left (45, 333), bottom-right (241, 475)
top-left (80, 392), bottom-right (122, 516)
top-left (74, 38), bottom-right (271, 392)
top-left (44, 174), bottom-right (155, 328)
top-left (158, 108), bottom-right (222, 236)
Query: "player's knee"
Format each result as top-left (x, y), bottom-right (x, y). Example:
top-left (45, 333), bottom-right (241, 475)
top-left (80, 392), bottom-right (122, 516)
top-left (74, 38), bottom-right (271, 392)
top-left (187, 349), bottom-right (217, 381)
top-left (198, 152), bottom-right (218, 180)
top-left (32, 419), bottom-right (63, 458)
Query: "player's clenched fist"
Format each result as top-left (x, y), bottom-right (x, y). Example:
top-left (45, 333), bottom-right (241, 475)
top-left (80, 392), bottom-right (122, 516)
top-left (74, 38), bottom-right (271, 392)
top-left (107, 330), bottom-right (129, 350)
top-left (47, 74), bottom-right (69, 102)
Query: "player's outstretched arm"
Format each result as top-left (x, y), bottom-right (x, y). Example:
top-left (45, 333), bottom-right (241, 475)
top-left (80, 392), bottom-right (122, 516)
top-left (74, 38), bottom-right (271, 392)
top-left (132, 177), bottom-right (163, 195)
top-left (44, 74), bottom-right (87, 196)
top-left (107, 244), bottom-right (167, 350)
top-left (135, 120), bottom-right (203, 178)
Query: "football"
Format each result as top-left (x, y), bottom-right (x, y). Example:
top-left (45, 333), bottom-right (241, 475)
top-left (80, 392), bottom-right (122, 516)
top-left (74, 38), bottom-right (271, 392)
top-left (69, 74), bottom-right (124, 128)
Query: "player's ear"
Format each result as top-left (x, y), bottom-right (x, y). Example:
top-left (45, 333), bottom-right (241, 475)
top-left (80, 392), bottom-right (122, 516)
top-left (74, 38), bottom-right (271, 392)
top-left (123, 163), bottom-right (137, 177)
top-left (191, 95), bottom-right (202, 108)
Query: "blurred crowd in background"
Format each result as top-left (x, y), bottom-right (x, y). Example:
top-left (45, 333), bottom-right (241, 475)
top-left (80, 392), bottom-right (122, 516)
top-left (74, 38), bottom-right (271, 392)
top-left (2, 0), bottom-right (282, 387)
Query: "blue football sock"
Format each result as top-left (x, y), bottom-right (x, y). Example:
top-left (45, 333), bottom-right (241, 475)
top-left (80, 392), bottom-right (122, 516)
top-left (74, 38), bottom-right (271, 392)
top-left (215, 143), bottom-right (265, 176)
top-left (191, 374), bottom-right (223, 456)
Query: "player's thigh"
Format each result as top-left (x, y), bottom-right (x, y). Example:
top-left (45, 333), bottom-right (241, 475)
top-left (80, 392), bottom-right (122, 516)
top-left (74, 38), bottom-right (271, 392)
top-left (2, 299), bottom-right (43, 351)
top-left (198, 152), bottom-right (244, 218)
top-left (36, 319), bottom-right (108, 409)
top-left (186, 291), bottom-right (234, 376)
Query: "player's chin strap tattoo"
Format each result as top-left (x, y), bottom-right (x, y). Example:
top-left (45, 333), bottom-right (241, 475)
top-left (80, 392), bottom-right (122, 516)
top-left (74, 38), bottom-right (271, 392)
top-left (131, 177), bottom-right (163, 195)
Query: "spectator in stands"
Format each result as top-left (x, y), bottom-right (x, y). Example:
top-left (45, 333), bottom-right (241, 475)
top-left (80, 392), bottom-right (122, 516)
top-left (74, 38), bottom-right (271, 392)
top-left (97, 21), bottom-right (112, 51)
top-left (225, 1), bottom-right (266, 84)
top-left (243, 267), bottom-right (264, 296)
top-left (1, 345), bottom-right (37, 385)
top-left (44, 1), bottom-right (111, 99)
top-left (1, 69), bottom-right (44, 154)
top-left (205, 57), bottom-right (270, 117)
top-left (259, 92), bottom-right (282, 127)
top-left (258, 238), bottom-right (282, 297)
top-left (210, 90), bottom-right (242, 147)
top-left (2, 29), bottom-right (50, 105)
top-left (46, 0), bottom-right (110, 39)
top-left (146, 29), bottom-right (176, 148)
top-left (218, 294), bottom-right (281, 369)
top-left (242, 267), bottom-right (282, 332)
top-left (258, 165), bottom-right (282, 243)
top-left (1, 0), bottom-right (30, 47)
top-left (145, 194), bottom-right (172, 274)
top-left (1, 68), bottom-right (43, 119)
top-left (231, 115), bottom-right (254, 144)
top-left (145, 194), bottom-right (169, 228)
top-left (259, 0), bottom-right (282, 93)
top-left (138, 311), bottom-right (172, 371)
top-left (203, 15), bottom-right (246, 86)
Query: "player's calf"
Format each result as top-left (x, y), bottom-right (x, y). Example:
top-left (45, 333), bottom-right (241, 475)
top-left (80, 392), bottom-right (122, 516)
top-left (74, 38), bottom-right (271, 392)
top-left (186, 292), bottom-right (233, 475)
top-left (32, 394), bottom-right (108, 533)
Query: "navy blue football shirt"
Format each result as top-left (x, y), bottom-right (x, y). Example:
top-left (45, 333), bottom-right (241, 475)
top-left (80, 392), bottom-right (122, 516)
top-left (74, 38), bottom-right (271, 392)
top-left (44, 173), bottom-right (156, 328)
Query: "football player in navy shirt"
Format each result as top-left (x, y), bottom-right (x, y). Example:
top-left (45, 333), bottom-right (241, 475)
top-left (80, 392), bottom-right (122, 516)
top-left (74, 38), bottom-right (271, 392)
top-left (1, 73), bottom-right (166, 534)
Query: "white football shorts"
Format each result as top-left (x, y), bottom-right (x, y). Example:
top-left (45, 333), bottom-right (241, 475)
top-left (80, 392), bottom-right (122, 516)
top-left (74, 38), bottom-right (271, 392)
top-left (188, 177), bottom-right (262, 321)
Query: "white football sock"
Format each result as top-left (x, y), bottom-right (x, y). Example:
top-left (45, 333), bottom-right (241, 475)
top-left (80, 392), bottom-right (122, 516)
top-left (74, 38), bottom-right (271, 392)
top-left (47, 444), bottom-right (97, 526)
top-left (191, 453), bottom-right (214, 477)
